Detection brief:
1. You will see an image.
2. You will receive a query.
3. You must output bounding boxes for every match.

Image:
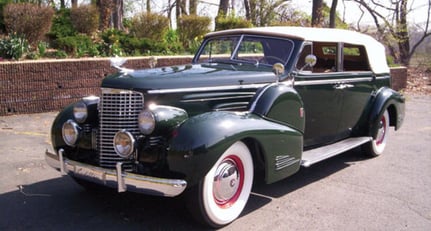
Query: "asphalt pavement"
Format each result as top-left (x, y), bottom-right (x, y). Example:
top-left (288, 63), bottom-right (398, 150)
top-left (0, 94), bottom-right (430, 230)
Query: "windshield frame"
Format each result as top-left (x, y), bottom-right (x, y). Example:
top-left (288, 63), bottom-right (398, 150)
top-left (193, 34), bottom-right (295, 67)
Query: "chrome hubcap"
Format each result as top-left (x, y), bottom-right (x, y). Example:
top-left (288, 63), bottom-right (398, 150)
top-left (213, 158), bottom-right (240, 205)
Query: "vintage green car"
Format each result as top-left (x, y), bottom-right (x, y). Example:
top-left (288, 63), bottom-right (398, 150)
top-left (45, 27), bottom-right (405, 227)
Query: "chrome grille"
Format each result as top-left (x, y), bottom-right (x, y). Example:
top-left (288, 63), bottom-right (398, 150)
top-left (98, 88), bottom-right (144, 169)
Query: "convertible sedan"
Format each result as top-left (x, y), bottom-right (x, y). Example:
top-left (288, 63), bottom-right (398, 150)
top-left (45, 27), bottom-right (405, 227)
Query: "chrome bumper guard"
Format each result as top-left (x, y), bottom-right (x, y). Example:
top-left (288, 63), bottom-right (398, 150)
top-left (45, 148), bottom-right (187, 197)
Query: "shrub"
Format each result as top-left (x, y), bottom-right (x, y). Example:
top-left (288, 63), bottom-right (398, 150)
top-left (3, 3), bottom-right (54, 45)
top-left (130, 12), bottom-right (170, 41)
top-left (215, 15), bottom-right (252, 31)
top-left (70, 4), bottom-right (99, 35)
top-left (48, 9), bottom-right (76, 41)
top-left (0, 33), bottom-right (29, 60)
top-left (56, 34), bottom-right (98, 57)
top-left (99, 29), bottom-right (127, 56)
top-left (177, 15), bottom-right (211, 51)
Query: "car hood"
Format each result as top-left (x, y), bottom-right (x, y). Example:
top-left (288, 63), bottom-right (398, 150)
top-left (102, 63), bottom-right (277, 91)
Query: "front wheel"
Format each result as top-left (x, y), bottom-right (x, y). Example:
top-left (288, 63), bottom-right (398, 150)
top-left (186, 141), bottom-right (254, 228)
top-left (363, 110), bottom-right (390, 157)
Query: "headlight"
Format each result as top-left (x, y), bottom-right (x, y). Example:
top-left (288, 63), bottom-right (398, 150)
top-left (73, 96), bottom-right (100, 123)
top-left (138, 110), bottom-right (155, 135)
top-left (62, 120), bottom-right (80, 146)
top-left (113, 130), bottom-right (135, 158)
top-left (73, 101), bottom-right (88, 123)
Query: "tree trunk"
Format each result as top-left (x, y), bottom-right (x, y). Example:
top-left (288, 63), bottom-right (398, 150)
top-left (112, 0), bottom-right (123, 30)
top-left (311, 0), bottom-right (323, 27)
top-left (147, 0), bottom-right (151, 12)
top-left (244, 0), bottom-right (251, 20)
top-left (329, 0), bottom-right (338, 28)
top-left (71, 0), bottom-right (78, 8)
top-left (397, 0), bottom-right (410, 65)
top-left (218, 0), bottom-right (229, 18)
top-left (190, 0), bottom-right (198, 15)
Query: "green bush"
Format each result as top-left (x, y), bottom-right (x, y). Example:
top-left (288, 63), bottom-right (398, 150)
top-left (215, 15), bottom-right (252, 31)
top-left (130, 12), bottom-right (170, 41)
top-left (177, 15), bottom-right (211, 51)
top-left (48, 9), bottom-right (76, 40)
top-left (70, 4), bottom-right (99, 35)
top-left (100, 29), bottom-right (127, 56)
top-left (56, 34), bottom-right (98, 57)
top-left (3, 3), bottom-right (54, 45)
top-left (0, 33), bottom-right (29, 60)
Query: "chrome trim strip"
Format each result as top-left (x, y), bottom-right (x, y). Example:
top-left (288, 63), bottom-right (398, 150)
top-left (180, 94), bottom-right (254, 103)
top-left (45, 149), bottom-right (187, 197)
top-left (148, 84), bottom-right (268, 94)
top-left (148, 76), bottom-right (384, 94)
top-left (275, 155), bottom-right (300, 171)
top-left (295, 77), bottom-right (373, 86)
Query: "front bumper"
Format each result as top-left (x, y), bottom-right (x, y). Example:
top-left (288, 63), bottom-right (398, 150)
top-left (45, 148), bottom-right (187, 197)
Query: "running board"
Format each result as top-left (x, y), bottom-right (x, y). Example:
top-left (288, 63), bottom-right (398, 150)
top-left (301, 137), bottom-right (372, 167)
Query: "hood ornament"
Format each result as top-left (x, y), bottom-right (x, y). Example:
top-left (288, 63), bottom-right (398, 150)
top-left (110, 56), bottom-right (134, 73)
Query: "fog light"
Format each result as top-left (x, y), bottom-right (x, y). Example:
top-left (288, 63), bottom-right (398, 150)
top-left (113, 130), bottom-right (135, 158)
top-left (62, 120), bottom-right (80, 146)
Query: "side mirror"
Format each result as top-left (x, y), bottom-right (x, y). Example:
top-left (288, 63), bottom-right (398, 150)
top-left (272, 63), bottom-right (285, 83)
top-left (300, 54), bottom-right (317, 71)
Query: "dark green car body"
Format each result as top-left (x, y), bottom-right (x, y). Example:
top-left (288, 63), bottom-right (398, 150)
top-left (46, 27), bottom-right (405, 227)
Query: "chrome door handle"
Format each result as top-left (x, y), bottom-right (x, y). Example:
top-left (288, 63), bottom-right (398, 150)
top-left (334, 83), bottom-right (354, 89)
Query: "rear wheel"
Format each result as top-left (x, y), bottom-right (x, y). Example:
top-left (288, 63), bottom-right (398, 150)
top-left (186, 141), bottom-right (254, 228)
top-left (363, 110), bottom-right (390, 157)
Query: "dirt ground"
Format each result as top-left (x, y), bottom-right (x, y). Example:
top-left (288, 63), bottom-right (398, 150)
top-left (406, 67), bottom-right (431, 95)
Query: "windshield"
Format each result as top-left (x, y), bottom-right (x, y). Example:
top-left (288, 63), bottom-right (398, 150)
top-left (195, 35), bottom-right (295, 66)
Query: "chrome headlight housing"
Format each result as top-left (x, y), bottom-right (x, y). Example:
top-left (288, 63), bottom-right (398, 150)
top-left (73, 96), bottom-right (100, 123)
top-left (138, 110), bottom-right (156, 135)
top-left (62, 120), bottom-right (80, 146)
top-left (113, 130), bottom-right (135, 158)
top-left (73, 101), bottom-right (88, 123)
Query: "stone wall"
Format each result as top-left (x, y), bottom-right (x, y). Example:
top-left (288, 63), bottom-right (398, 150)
top-left (0, 57), bottom-right (407, 116)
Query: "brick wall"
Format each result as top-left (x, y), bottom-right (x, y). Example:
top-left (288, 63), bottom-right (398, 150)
top-left (0, 56), bottom-right (192, 116)
top-left (0, 57), bottom-right (406, 116)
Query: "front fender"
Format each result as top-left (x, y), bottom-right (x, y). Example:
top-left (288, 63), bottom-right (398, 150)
top-left (368, 87), bottom-right (405, 137)
top-left (167, 111), bottom-right (303, 186)
top-left (50, 104), bottom-right (74, 150)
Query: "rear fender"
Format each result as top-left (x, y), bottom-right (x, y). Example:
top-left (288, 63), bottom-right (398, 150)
top-left (168, 111), bottom-right (303, 186)
top-left (368, 87), bottom-right (405, 137)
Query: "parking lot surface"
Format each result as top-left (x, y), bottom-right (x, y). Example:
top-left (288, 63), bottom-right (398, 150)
top-left (0, 94), bottom-right (430, 230)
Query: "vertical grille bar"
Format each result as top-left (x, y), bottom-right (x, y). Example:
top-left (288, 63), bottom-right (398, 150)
top-left (98, 88), bottom-right (144, 169)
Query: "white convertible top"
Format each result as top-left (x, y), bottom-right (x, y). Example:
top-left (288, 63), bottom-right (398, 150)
top-left (206, 27), bottom-right (389, 74)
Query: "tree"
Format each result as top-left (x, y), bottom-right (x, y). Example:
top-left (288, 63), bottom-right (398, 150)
top-left (349, 0), bottom-right (431, 66)
top-left (311, 0), bottom-right (323, 27)
top-left (329, 0), bottom-right (338, 28)
top-left (96, 0), bottom-right (123, 30)
top-left (243, 0), bottom-right (290, 26)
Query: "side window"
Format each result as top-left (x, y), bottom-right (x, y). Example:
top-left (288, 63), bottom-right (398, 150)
top-left (297, 42), bottom-right (338, 73)
top-left (296, 44), bottom-right (312, 71)
top-left (313, 43), bottom-right (337, 73)
top-left (343, 44), bottom-right (371, 71)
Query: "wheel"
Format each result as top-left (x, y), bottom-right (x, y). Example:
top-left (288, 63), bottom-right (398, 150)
top-left (363, 110), bottom-right (390, 157)
top-left (186, 141), bottom-right (254, 228)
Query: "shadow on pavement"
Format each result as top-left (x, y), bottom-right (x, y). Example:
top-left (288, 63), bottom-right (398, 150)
top-left (0, 148), bottom-right (366, 230)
